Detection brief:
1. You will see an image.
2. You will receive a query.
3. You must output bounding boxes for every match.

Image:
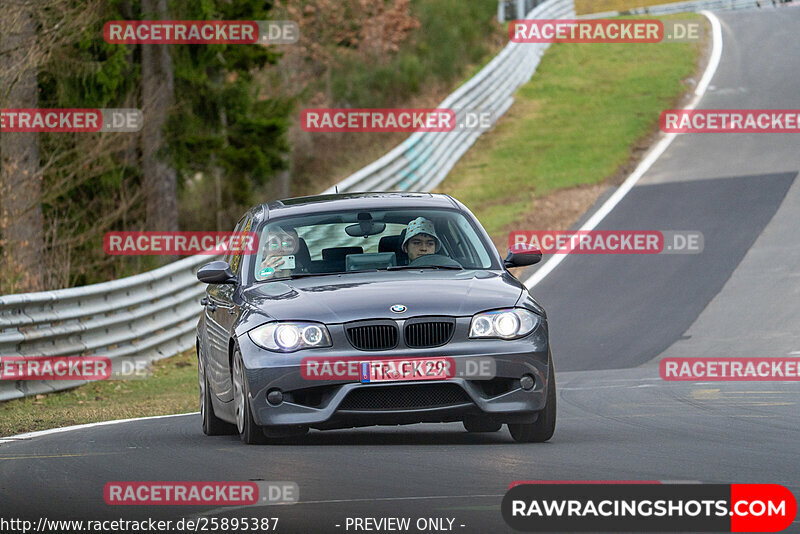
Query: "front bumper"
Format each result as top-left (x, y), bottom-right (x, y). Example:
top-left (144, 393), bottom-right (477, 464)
top-left (238, 320), bottom-right (551, 430)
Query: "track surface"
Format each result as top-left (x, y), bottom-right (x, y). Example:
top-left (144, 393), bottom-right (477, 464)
top-left (2, 8), bottom-right (800, 533)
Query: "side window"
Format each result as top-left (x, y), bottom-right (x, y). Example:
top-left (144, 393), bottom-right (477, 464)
top-left (222, 218), bottom-right (244, 267)
top-left (227, 215), bottom-right (252, 276)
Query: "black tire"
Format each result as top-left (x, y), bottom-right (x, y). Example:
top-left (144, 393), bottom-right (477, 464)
top-left (263, 425), bottom-right (310, 441)
top-left (232, 348), bottom-right (268, 445)
top-left (463, 417), bottom-right (502, 433)
top-left (508, 357), bottom-right (556, 443)
top-left (199, 347), bottom-right (236, 436)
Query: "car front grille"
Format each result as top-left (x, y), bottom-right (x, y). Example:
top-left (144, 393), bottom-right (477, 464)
top-left (346, 321), bottom-right (398, 351)
top-left (404, 318), bottom-right (455, 348)
top-left (338, 383), bottom-right (471, 411)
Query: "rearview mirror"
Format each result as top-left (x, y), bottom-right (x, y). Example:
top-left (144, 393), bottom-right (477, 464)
top-left (197, 261), bottom-right (237, 284)
top-left (345, 221), bottom-right (386, 237)
top-left (504, 243), bottom-right (542, 268)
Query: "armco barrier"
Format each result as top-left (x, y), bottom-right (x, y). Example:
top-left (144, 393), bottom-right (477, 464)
top-left (623, 0), bottom-right (789, 15)
top-left (1, 0), bottom-right (786, 402)
top-left (579, 0), bottom-right (787, 18)
top-left (0, 254), bottom-right (209, 401)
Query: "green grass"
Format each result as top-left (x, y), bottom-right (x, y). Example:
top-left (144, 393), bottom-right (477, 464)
top-left (0, 350), bottom-right (198, 438)
top-left (438, 15), bottom-right (705, 235)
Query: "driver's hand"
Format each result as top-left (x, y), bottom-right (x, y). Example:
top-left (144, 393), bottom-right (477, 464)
top-left (261, 255), bottom-right (285, 269)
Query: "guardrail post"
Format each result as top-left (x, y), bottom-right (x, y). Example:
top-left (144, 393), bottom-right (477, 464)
top-left (517, 0), bottom-right (526, 18)
top-left (498, 0), bottom-right (506, 22)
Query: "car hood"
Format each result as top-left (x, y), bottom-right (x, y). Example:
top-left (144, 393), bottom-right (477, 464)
top-left (243, 270), bottom-right (524, 324)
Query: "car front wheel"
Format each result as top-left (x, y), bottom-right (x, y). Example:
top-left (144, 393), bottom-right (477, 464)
top-left (508, 357), bottom-right (556, 443)
top-left (199, 346), bottom-right (236, 436)
top-left (232, 348), bottom-right (268, 444)
top-left (463, 417), bottom-right (502, 433)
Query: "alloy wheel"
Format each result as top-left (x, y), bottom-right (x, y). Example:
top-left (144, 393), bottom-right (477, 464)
top-left (233, 356), bottom-right (246, 434)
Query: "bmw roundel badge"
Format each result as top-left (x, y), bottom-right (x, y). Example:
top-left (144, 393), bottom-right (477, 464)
top-left (390, 304), bottom-right (407, 313)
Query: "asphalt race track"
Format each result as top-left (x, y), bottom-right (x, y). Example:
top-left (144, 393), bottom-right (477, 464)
top-left (2, 8), bottom-right (800, 533)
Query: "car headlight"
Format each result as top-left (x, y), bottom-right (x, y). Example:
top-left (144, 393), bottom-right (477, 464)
top-left (469, 308), bottom-right (540, 339)
top-left (248, 322), bottom-right (332, 352)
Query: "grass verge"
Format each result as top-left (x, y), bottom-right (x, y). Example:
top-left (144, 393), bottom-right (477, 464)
top-left (437, 14), bottom-right (706, 243)
top-left (0, 350), bottom-right (198, 438)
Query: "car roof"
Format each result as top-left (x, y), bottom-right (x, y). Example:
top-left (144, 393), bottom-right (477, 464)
top-left (254, 192), bottom-right (461, 221)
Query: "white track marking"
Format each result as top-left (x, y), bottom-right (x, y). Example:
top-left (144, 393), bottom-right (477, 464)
top-left (0, 412), bottom-right (197, 444)
top-left (524, 11), bottom-right (723, 289)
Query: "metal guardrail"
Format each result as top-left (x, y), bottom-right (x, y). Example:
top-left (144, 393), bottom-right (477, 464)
top-left (617, 0), bottom-right (790, 14)
top-left (0, 255), bottom-right (209, 401)
top-left (575, 0), bottom-right (789, 18)
top-left (498, 0), bottom-right (549, 23)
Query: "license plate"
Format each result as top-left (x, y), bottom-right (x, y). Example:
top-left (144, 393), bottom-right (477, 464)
top-left (360, 358), bottom-right (450, 383)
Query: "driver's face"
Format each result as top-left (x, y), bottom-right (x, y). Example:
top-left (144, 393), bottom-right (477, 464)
top-left (265, 229), bottom-right (298, 257)
top-left (406, 234), bottom-right (437, 261)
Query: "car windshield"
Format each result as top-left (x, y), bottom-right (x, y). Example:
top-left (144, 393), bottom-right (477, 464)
top-left (252, 208), bottom-right (495, 281)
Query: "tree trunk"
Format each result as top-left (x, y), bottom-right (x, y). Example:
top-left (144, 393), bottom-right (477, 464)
top-left (0, 1), bottom-right (44, 292)
top-left (140, 0), bottom-right (178, 233)
top-left (277, 170), bottom-right (290, 199)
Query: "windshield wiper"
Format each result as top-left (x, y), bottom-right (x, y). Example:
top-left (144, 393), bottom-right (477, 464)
top-left (260, 266), bottom-right (462, 281)
top-left (286, 269), bottom-right (377, 279)
top-left (387, 265), bottom-right (463, 271)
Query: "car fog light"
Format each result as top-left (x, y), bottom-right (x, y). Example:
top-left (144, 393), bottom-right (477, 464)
top-left (267, 389), bottom-right (284, 406)
top-left (520, 374), bottom-right (535, 391)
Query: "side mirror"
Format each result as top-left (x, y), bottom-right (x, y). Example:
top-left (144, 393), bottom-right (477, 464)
top-left (197, 261), bottom-right (237, 284)
top-left (504, 244), bottom-right (542, 268)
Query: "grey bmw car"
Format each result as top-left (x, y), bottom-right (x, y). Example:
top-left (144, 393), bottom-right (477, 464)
top-left (195, 192), bottom-right (555, 444)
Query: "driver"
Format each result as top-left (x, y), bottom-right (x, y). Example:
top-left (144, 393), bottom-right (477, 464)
top-left (402, 217), bottom-right (441, 262)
